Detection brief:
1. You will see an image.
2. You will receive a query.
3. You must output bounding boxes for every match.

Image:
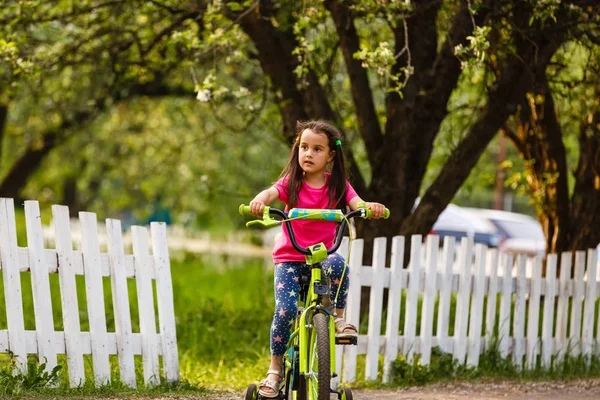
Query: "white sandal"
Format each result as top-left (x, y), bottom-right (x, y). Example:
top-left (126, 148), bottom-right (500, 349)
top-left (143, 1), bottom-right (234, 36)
top-left (258, 369), bottom-right (284, 398)
top-left (334, 318), bottom-right (358, 338)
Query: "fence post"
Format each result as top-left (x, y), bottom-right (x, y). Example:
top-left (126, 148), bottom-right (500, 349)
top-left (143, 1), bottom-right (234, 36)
top-left (24, 201), bottom-right (58, 376)
top-left (131, 225), bottom-right (161, 386)
top-left (484, 249), bottom-right (499, 340)
top-left (467, 244), bottom-right (486, 367)
top-left (498, 253), bottom-right (513, 358)
top-left (80, 211), bottom-right (111, 385)
top-left (107, 219), bottom-right (136, 387)
top-left (541, 254), bottom-right (557, 369)
top-left (526, 256), bottom-right (542, 369)
top-left (453, 237), bottom-right (473, 364)
top-left (151, 222), bottom-right (180, 383)
top-left (436, 236), bottom-right (455, 353)
top-left (52, 205), bottom-right (86, 387)
top-left (0, 198), bottom-right (27, 371)
top-left (596, 245), bottom-right (600, 349)
top-left (484, 249), bottom-right (498, 338)
top-left (569, 251), bottom-right (585, 356)
top-left (403, 235), bottom-right (422, 363)
top-left (555, 252), bottom-right (572, 362)
top-left (383, 236), bottom-right (404, 383)
top-left (513, 255), bottom-right (527, 369)
top-left (365, 237), bottom-right (386, 380)
top-left (582, 249), bottom-right (598, 363)
top-left (342, 239), bottom-right (364, 383)
top-left (420, 235), bottom-right (438, 366)
top-left (332, 237), bottom-right (349, 389)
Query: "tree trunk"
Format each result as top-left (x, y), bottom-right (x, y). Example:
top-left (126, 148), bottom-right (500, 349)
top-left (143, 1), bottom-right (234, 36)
top-left (236, 1), bottom-right (367, 193)
top-left (0, 82), bottom-right (192, 202)
top-left (0, 131), bottom-right (58, 200)
top-left (0, 103), bottom-right (7, 163)
top-left (505, 76), bottom-right (571, 254)
top-left (570, 106), bottom-right (600, 250)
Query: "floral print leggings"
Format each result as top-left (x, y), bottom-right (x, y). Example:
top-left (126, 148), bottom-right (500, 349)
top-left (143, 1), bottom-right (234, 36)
top-left (270, 252), bottom-right (350, 356)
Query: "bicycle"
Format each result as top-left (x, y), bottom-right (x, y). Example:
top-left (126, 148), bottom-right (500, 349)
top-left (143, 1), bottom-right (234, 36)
top-left (239, 202), bottom-right (389, 400)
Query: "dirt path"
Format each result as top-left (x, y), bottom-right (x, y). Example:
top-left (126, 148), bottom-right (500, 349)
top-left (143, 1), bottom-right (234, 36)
top-left (182, 379), bottom-right (600, 399)
top-left (349, 379), bottom-right (600, 399)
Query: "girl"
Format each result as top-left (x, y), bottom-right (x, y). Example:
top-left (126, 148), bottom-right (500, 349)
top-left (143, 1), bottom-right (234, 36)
top-left (249, 120), bottom-right (386, 398)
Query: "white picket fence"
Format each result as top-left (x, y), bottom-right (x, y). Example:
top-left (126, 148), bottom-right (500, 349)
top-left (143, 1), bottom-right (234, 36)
top-left (0, 198), bottom-right (179, 387)
top-left (335, 234), bottom-right (600, 384)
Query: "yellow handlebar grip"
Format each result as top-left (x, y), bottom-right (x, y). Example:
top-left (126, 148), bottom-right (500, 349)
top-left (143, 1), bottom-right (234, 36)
top-left (356, 201), bottom-right (390, 219)
top-left (239, 204), bottom-right (251, 216)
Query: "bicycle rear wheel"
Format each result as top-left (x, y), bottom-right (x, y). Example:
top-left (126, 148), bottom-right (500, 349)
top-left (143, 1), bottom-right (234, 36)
top-left (306, 312), bottom-right (330, 399)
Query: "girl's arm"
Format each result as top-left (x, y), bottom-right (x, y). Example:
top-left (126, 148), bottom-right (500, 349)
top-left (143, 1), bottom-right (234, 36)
top-left (348, 196), bottom-right (387, 219)
top-left (249, 186), bottom-right (280, 217)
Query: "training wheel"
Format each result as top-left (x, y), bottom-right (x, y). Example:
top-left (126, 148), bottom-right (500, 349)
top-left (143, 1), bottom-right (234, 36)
top-left (245, 383), bottom-right (258, 400)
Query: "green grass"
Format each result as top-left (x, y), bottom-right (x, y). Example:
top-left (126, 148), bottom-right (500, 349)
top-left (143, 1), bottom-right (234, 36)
top-left (172, 253), bottom-right (274, 390)
top-left (384, 342), bottom-right (600, 387)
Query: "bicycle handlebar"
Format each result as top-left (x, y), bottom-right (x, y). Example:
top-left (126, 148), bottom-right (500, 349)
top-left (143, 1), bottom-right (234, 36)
top-left (238, 203), bottom-right (390, 256)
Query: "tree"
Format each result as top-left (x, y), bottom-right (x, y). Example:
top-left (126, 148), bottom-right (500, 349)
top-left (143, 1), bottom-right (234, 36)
top-left (2, 0), bottom-right (599, 254)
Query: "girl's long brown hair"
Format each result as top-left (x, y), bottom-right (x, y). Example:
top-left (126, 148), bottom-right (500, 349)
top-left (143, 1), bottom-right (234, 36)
top-left (277, 120), bottom-right (348, 209)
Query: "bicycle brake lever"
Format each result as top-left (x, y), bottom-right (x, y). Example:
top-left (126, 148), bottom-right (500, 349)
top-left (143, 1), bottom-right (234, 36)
top-left (246, 218), bottom-right (280, 228)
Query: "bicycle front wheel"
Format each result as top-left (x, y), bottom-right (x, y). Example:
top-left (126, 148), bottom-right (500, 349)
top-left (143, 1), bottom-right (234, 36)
top-left (306, 312), bottom-right (330, 400)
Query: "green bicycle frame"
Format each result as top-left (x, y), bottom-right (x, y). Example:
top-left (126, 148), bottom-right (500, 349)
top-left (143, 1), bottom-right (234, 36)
top-left (297, 264), bottom-right (336, 381)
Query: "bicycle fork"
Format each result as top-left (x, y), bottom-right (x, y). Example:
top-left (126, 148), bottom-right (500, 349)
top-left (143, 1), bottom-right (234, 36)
top-left (298, 308), bottom-right (337, 377)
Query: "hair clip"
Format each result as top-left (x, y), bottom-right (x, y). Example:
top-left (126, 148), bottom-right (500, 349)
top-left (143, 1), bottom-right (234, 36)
top-left (335, 139), bottom-right (342, 146)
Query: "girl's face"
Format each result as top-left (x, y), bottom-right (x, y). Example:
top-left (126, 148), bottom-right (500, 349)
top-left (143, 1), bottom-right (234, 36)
top-left (297, 129), bottom-right (335, 176)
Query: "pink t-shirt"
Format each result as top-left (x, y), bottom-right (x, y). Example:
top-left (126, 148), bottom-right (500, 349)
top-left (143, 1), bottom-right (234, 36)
top-left (272, 175), bottom-right (358, 263)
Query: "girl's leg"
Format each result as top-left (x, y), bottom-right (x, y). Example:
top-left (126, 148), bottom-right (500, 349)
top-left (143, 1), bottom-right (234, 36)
top-left (261, 262), bottom-right (302, 395)
top-left (322, 253), bottom-right (355, 333)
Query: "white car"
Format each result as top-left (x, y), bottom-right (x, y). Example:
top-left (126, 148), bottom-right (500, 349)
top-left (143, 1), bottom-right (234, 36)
top-left (464, 208), bottom-right (546, 256)
top-left (430, 204), bottom-right (501, 248)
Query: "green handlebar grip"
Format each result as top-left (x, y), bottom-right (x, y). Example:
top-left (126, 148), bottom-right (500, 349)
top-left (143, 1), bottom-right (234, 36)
top-left (356, 201), bottom-right (390, 219)
top-left (239, 204), bottom-right (251, 216)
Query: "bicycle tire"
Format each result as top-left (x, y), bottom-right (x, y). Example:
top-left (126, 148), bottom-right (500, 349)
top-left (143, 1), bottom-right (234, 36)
top-left (306, 312), bottom-right (330, 400)
top-left (342, 387), bottom-right (353, 400)
top-left (245, 384), bottom-right (258, 400)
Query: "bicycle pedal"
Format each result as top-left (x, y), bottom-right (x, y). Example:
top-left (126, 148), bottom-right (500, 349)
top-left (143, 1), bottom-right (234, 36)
top-left (335, 336), bottom-right (357, 345)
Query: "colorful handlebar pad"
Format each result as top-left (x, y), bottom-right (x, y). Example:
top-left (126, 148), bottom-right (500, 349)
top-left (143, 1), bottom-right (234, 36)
top-left (288, 208), bottom-right (345, 222)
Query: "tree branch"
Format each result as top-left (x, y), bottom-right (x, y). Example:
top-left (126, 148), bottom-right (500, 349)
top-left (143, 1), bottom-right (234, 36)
top-left (0, 1), bottom-right (123, 25)
top-left (325, 0), bottom-right (384, 167)
top-left (141, 11), bottom-right (198, 57)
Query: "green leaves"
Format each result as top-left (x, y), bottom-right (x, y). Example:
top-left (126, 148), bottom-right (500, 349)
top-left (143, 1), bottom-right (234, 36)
top-left (454, 26), bottom-right (491, 70)
top-left (0, 352), bottom-right (62, 395)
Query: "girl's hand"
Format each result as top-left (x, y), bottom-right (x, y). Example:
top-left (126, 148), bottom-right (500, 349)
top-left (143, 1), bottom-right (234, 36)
top-left (365, 202), bottom-right (386, 219)
top-left (249, 199), bottom-right (266, 217)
